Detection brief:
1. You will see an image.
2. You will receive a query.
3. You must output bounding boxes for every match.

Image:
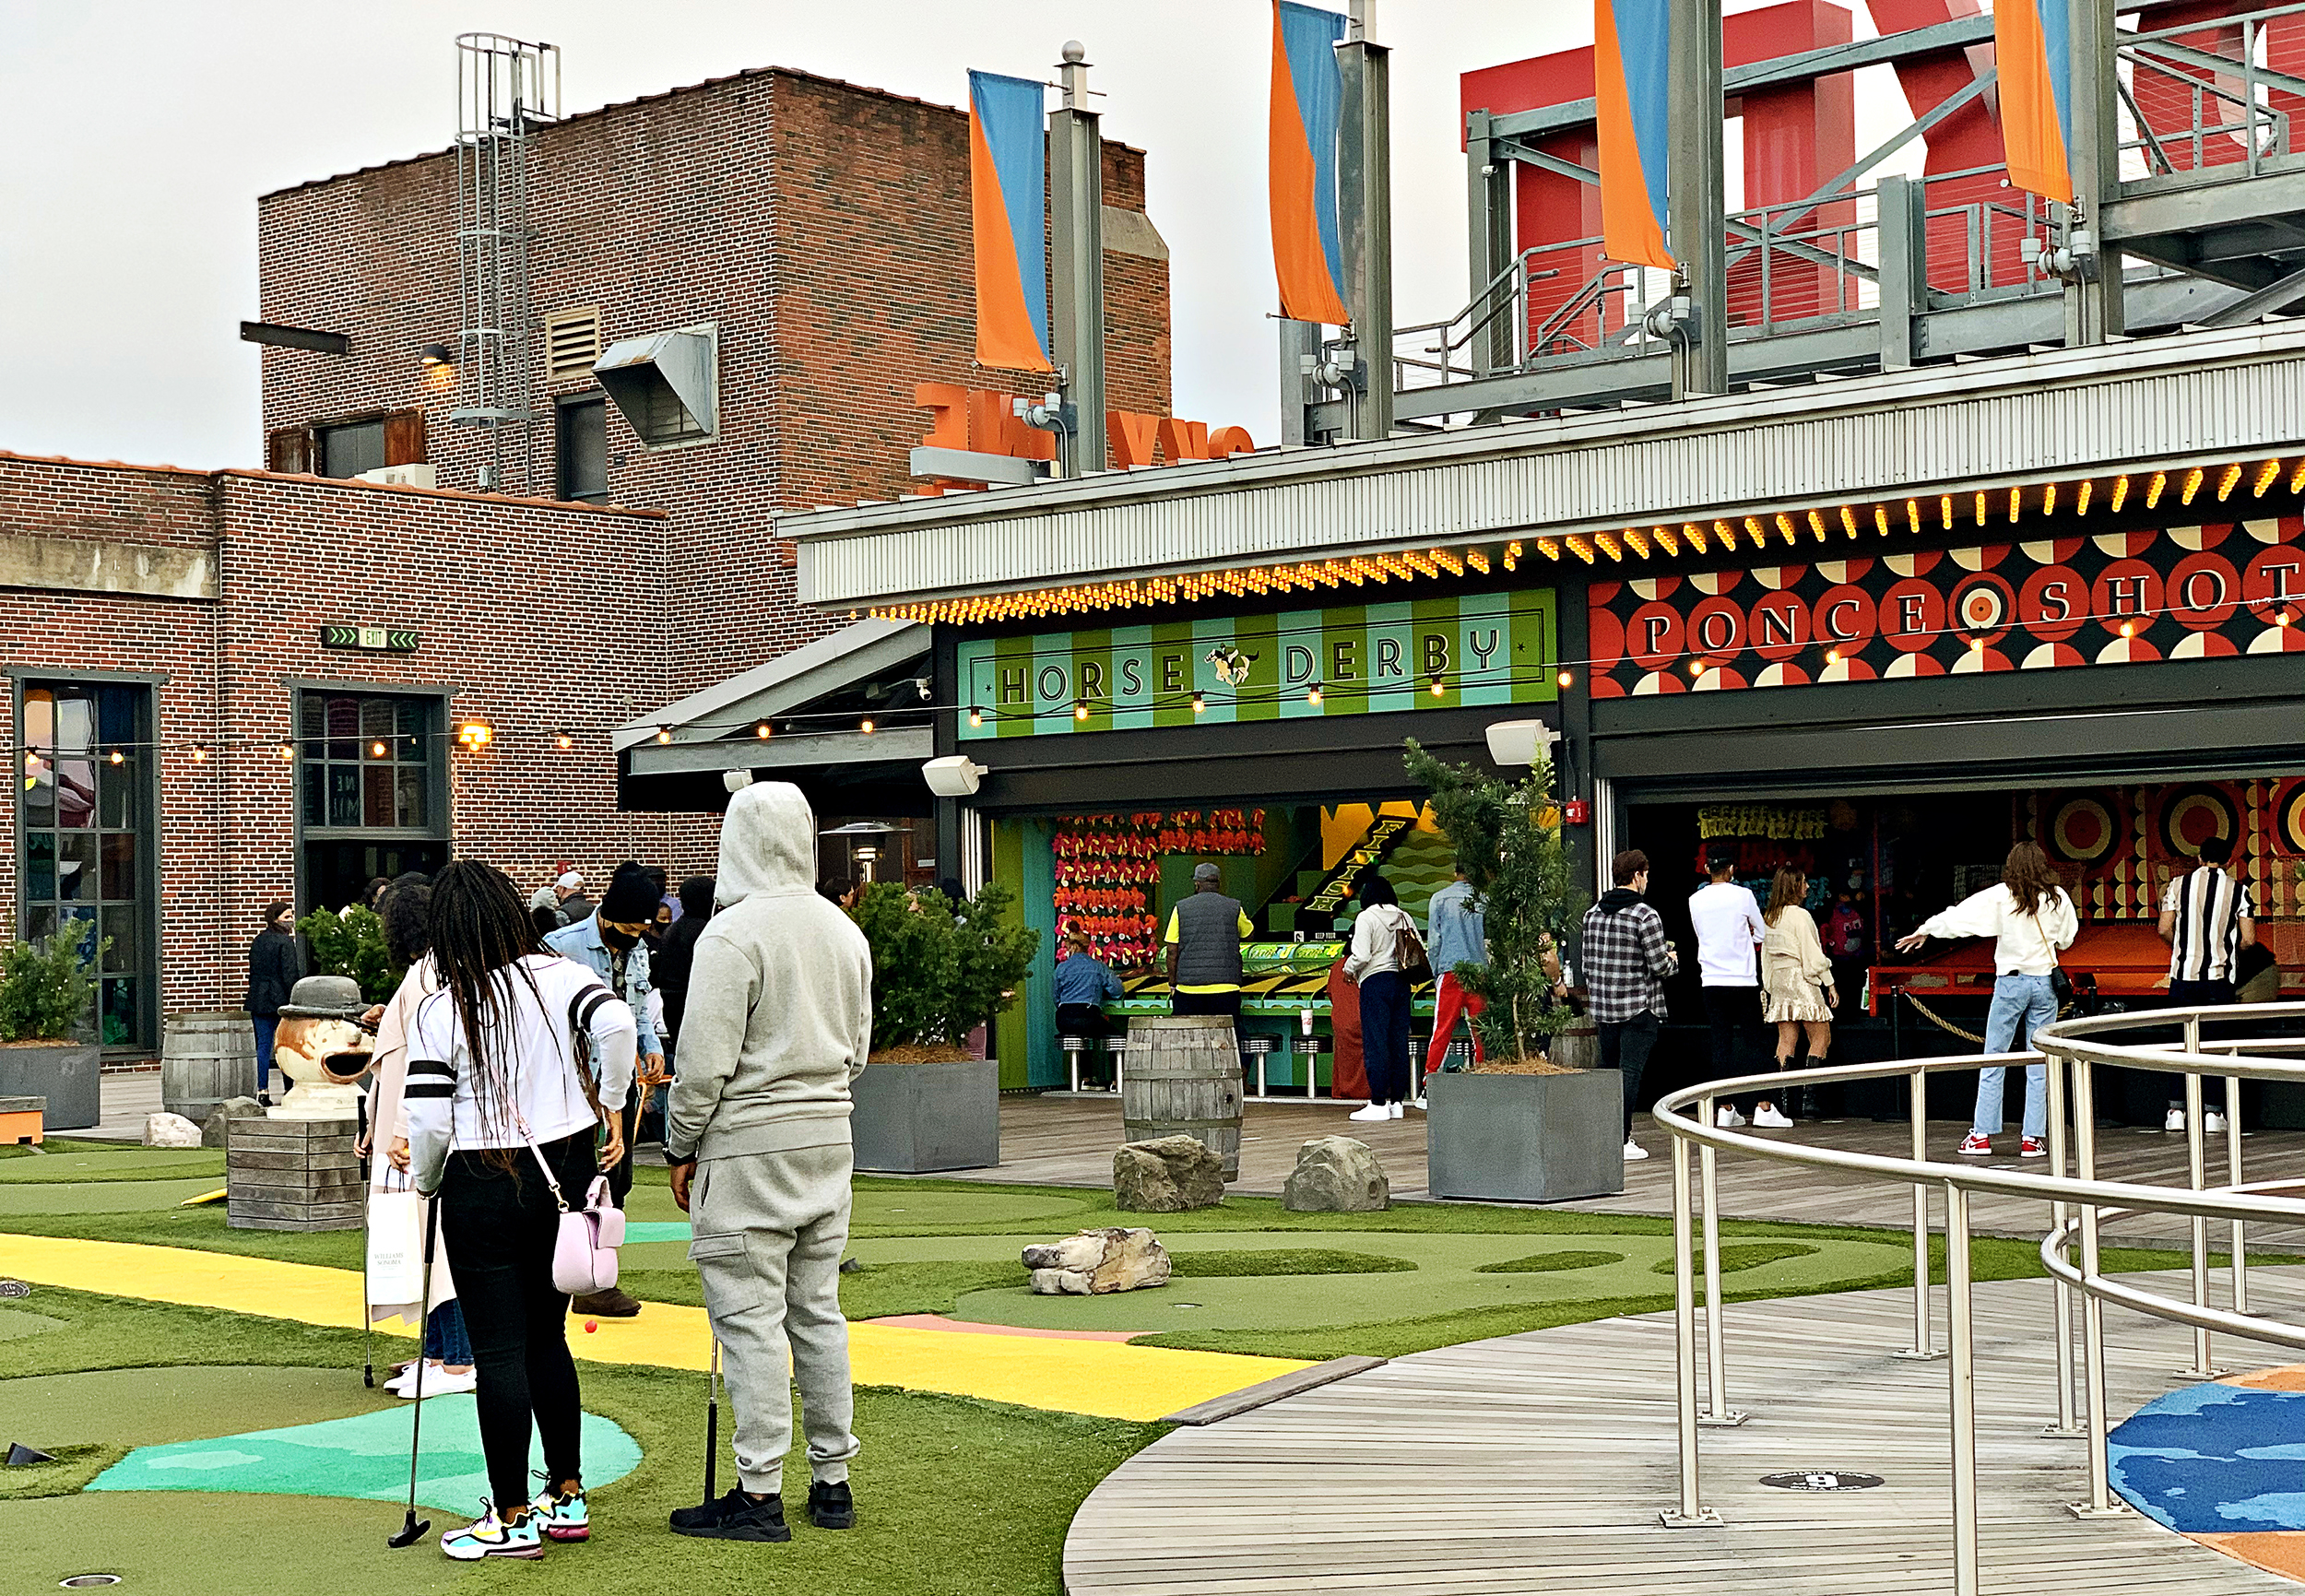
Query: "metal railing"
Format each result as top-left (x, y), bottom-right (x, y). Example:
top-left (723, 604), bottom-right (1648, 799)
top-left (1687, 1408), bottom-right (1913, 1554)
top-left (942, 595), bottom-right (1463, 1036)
top-left (2118, 1), bottom-right (2305, 182)
top-left (1651, 1001), bottom-right (2305, 1596)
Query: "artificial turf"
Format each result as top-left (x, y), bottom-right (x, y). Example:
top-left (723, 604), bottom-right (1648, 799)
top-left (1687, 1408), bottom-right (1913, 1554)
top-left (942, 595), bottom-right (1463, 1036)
top-left (0, 1284), bottom-right (1159, 1596)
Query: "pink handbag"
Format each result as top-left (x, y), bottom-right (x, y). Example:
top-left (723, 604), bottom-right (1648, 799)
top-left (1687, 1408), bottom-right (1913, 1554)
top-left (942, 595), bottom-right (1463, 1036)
top-left (523, 1118), bottom-right (626, 1295)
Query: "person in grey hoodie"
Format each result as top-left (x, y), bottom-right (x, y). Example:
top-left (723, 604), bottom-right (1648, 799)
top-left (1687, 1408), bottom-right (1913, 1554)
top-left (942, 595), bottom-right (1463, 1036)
top-left (664, 780), bottom-right (873, 1544)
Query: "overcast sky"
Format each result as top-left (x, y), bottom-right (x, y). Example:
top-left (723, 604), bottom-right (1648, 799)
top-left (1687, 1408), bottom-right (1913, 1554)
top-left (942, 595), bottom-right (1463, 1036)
top-left (0, 1), bottom-right (1920, 470)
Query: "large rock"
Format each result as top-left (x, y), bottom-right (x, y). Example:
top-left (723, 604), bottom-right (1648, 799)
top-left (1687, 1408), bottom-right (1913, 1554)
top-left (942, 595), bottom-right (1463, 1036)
top-left (202, 1097), bottom-right (259, 1148)
top-left (1114, 1135), bottom-right (1226, 1212)
top-left (143, 1112), bottom-right (203, 1148)
top-left (1283, 1136), bottom-right (1390, 1212)
top-left (1022, 1227), bottom-right (1172, 1295)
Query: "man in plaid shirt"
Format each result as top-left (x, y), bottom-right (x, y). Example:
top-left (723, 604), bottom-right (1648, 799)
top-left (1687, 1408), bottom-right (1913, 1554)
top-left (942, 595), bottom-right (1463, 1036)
top-left (1579, 849), bottom-right (1678, 1161)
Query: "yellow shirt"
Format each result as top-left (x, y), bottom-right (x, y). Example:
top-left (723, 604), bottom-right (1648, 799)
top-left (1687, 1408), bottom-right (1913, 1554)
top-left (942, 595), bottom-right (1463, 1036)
top-left (1164, 904), bottom-right (1255, 993)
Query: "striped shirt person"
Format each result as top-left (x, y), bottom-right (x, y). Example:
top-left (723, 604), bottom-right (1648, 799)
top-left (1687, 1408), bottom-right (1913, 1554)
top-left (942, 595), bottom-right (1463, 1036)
top-left (2157, 832), bottom-right (2256, 1129)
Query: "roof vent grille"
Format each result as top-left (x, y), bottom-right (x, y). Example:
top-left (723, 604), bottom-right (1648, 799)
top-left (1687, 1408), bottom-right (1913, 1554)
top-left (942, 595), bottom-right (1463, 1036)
top-left (545, 306), bottom-right (603, 380)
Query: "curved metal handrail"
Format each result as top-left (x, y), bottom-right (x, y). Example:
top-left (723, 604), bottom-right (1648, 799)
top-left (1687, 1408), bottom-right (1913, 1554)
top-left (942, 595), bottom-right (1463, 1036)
top-left (1649, 1000), bottom-right (2305, 1595)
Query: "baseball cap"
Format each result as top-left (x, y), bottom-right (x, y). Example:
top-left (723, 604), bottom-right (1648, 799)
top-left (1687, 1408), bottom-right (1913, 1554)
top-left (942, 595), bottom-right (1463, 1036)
top-left (556, 870), bottom-right (584, 890)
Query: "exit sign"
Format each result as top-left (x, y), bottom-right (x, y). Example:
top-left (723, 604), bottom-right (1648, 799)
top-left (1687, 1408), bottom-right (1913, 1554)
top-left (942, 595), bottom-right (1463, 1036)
top-left (319, 624), bottom-right (420, 653)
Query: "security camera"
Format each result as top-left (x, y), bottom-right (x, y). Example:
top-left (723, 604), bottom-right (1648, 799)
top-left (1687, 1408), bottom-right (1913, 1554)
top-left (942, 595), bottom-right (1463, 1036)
top-left (723, 769), bottom-right (755, 794)
top-left (1484, 720), bottom-right (1560, 767)
top-left (913, 677), bottom-right (933, 701)
top-left (922, 755), bottom-right (987, 798)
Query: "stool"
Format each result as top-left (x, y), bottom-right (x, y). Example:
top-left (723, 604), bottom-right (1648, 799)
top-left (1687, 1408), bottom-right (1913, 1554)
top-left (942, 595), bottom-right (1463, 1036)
top-left (1058, 1034), bottom-right (1090, 1094)
top-left (1242, 1034), bottom-right (1278, 1098)
top-left (1294, 1036), bottom-right (1323, 1100)
top-left (0, 1094), bottom-right (44, 1146)
top-left (1103, 1035), bottom-right (1129, 1092)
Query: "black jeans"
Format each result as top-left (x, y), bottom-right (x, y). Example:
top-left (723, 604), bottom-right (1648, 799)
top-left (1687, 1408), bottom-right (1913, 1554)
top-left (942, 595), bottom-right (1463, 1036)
top-left (1058, 1004), bottom-right (1114, 1084)
top-left (1171, 989), bottom-right (1250, 1091)
top-left (1598, 1011), bottom-right (1661, 1140)
top-left (1358, 972), bottom-right (1412, 1105)
top-left (604, 1095), bottom-right (640, 1209)
top-left (2166, 978), bottom-right (2235, 1110)
top-left (1703, 986), bottom-right (1764, 1112)
top-left (437, 1129), bottom-right (597, 1508)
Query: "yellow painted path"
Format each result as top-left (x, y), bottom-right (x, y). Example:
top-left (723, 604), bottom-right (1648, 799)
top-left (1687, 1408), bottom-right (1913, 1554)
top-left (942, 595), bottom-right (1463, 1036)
top-left (0, 1234), bottom-right (1303, 1423)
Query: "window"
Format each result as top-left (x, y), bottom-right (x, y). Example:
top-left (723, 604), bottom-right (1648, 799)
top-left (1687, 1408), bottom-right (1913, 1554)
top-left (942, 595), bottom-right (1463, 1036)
top-left (557, 396), bottom-right (609, 503)
top-left (318, 419), bottom-right (385, 479)
top-left (299, 693), bottom-right (437, 832)
top-left (545, 306), bottom-right (604, 379)
top-left (18, 681), bottom-right (155, 1048)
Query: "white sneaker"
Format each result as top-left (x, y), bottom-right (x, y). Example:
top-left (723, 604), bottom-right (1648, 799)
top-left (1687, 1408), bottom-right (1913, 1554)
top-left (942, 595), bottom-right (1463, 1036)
top-left (2205, 1110), bottom-right (2228, 1134)
top-left (2165, 1108), bottom-right (2187, 1132)
top-left (1623, 1139), bottom-right (1649, 1161)
top-left (1752, 1104), bottom-right (1793, 1129)
top-left (1716, 1106), bottom-right (1748, 1129)
top-left (1348, 1104), bottom-right (1389, 1122)
top-left (1388, 1103), bottom-right (1405, 1119)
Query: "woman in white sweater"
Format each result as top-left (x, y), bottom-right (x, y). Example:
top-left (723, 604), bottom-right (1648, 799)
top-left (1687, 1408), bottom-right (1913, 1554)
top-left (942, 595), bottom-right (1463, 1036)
top-left (1343, 873), bottom-right (1416, 1122)
top-left (1895, 842), bottom-right (2077, 1158)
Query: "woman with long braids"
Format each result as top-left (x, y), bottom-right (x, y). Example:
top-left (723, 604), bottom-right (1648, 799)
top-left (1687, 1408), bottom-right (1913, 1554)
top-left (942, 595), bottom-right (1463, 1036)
top-left (405, 860), bottom-right (637, 1561)
top-left (1897, 841), bottom-right (2077, 1159)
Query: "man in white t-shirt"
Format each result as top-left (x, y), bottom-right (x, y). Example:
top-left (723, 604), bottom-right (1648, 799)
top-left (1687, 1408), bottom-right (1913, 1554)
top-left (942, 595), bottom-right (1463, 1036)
top-left (1689, 849), bottom-right (1781, 1129)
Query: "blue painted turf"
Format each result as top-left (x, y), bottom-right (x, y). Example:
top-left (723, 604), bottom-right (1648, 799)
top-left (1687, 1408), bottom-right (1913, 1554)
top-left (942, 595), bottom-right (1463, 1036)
top-left (2109, 1381), bottom-right (2305, 1532)
top-left (89, 1398), bottom-right (642, 1515)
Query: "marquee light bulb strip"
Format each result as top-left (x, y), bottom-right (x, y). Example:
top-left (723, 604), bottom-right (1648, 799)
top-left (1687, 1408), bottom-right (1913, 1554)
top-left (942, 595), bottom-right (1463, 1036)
top-left (862, 458), bottom-right (2297, 627)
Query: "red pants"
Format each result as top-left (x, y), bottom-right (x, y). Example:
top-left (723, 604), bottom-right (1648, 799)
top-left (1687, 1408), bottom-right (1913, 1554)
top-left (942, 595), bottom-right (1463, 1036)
top-left (1424, 973), bottom-right (1486, 1077)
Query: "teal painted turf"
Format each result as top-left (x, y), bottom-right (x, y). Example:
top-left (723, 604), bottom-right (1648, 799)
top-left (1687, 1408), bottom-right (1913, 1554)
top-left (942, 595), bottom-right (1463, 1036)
top-left (89, 1398), bottom-right (641, 1516)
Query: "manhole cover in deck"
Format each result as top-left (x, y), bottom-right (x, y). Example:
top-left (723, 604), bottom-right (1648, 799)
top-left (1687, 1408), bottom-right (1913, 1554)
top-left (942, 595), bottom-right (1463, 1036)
top-left (1759, 1471), bottom-right (1885, 1491)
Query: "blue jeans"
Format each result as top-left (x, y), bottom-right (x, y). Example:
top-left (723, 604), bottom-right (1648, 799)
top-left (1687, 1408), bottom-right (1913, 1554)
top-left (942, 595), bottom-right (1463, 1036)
top-left (424, 1301), bottom-right (473, 1366)
top-left (253, 1015), bottom-right (279, 1092)
top-left (1971, 974), bottom-right (2058, 1139)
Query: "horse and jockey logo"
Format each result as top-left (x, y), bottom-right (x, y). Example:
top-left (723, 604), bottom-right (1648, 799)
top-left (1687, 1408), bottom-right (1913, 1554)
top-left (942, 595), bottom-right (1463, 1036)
top-left (1205, 645), bottom-right (1257, 687)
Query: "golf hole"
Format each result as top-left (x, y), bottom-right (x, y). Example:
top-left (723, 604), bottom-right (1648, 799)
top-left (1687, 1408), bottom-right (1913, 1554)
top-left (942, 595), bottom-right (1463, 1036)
top-left (60, 1577), bottom-right (124, 1589)
top-left (1759, 1470), bottom-right (1885, 1491)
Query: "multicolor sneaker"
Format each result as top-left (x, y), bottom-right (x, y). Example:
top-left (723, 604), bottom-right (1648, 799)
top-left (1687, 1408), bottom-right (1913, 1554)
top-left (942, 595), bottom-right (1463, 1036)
top-left (441, 1500), bottom-right (544, 1560)
top-left (1957, 1132), bottom-right (1992, 1156)
top-left (529, 1478), bottom-right (590, 1542)
top-left (2020, 1137), bottom-right (2048, 1159)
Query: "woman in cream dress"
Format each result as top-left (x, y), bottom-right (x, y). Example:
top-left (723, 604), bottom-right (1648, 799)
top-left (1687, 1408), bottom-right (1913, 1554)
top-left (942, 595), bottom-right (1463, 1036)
top-left (1760, 866), bottom-right (1836, 1118)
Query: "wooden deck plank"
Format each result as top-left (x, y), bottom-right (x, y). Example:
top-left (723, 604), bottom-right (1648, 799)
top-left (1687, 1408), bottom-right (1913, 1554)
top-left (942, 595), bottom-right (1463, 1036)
top-left (1061, 1268), bottom-right (2305, 1595)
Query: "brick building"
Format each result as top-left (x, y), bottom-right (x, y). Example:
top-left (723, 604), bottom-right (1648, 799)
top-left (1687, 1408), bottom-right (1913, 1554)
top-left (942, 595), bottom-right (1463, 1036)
top-left (3, 65), bottom-right (1177, 1067)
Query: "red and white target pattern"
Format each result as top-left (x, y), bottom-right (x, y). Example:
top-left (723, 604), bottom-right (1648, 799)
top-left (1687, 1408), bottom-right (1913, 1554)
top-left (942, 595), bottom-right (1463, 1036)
top-left (2049, 795), bottom-right (2118, 864)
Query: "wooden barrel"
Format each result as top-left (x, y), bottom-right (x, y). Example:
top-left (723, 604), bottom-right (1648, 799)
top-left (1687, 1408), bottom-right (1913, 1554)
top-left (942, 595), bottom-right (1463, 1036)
top-left (163, 1011), bottom-right (258, 1123)
top-left (1546, 1019), bottom-right (1600, 1072)
top-left (1121, 1016), bottom-right (1244, 1179)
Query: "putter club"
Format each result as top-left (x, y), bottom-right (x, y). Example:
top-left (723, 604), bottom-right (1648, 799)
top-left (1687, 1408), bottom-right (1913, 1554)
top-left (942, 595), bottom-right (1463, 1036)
top-left (702, 1337), bottom-right (722, 1504)
top-left (361, 1160), bottom-right (376, 1389)
top-left (387, 1195), bottom-right (440, 1549)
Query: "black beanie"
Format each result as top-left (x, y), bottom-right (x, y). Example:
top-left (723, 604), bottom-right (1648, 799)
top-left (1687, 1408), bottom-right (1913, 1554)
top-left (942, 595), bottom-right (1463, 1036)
top-left (600, 869), bottom-right (660, 925)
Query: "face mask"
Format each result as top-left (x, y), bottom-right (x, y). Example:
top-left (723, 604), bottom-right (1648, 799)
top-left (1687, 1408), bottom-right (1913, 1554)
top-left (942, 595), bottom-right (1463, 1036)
top-left (598, 924), bottom-right (640, 952)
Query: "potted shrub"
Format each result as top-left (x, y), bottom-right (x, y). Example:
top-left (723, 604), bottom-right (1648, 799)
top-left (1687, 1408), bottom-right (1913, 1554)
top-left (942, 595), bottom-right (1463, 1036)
top-left (0, 922), bottom-right (108, 1130)
top-left (1405, 739), bottom-right (1620, 1201)
top-left (297, 904), bottom-right (401, 1001)
top-left (845, 881), bottom-right (1038, 1173)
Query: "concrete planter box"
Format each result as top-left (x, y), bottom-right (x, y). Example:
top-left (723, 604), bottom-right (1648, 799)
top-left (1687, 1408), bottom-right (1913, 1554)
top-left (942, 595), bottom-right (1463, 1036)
top-left (850, 1058), bottom-right (1000, 1174)
top-left (0, 1042), bottom-right (101, 1131)
top-left (1425, 1068), bottom-right (1625, 1202)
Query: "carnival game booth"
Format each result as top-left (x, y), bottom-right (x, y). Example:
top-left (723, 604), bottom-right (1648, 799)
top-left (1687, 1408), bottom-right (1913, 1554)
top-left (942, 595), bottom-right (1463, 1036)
top-left (941, 591), bottom-right (1578, 1091)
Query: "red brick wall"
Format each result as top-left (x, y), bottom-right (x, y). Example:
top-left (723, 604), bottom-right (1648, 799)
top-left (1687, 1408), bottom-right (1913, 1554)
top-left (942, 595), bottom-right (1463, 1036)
top-left (0, 462), bottom-right (718, 1038)
top-left (256, 68), bottom-right (1174, 697)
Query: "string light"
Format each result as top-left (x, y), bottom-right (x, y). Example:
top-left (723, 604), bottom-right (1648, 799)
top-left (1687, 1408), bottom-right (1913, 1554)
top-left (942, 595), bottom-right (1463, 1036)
top-left (1838, 505), bottom-right (1857, 538)
top-left (1555, 669), bottom-right (1574, 688)
top-left (1073, 699), bottom-right (1090, 722)
top-left (1306, 683), bottom-right (1323, 705)
top-left (2146, 471), bottom-right (2167, 508)
top-left (860, 717), bottom-right (876, 734)
top-left (1806, 509), bottom-right (1826, 541)
top-left (1940, 495), bottom-right (1954, 530)
top-left (1190, 692), bottom-right (1206, 715)
top-left (968, 706), bottom-right (984, 728)
top-left (1874, 505), bottom-right (1890, 536)
top-left (370, 739), bottom-right (388, 758)
top-left (1688, 658), bottom-right (1708, 678)
top-left (2180, 465), bottom-right (2203, 504)
top-left (555, 730), bottom-right (574, 750)
top-left (108, 749), bottom-right (124, 765)
top-left (2255, 458), bottom-right (2282, 497)
top-left (455, 720), bottom-right (492, 751)
top-left (1429, 676), bottom-right (1447, 697)
top-left (753, 719), bottom-right (774, 739)
top-left (2217, 462), bottom-right (2242, 501)
top-left (2008, 486), bottom-right (2021, 524)
top-left (2041, 481), bottom-right (2056, 516)
top-left (654, 727), bottom-right (671, 745)
top-left (2075, 479), bottom-right (2092, 515)
top-left (2111, 474), bottom-right (2130, 512)
top-left (1906, 499), bottom-right (1921, 534)
top-left (277, 739), bottom-right (296, 763)
top-left (1773, 513), bottom-right (1795, 544)
top-left (1972, 491), bottom-right (1985, 526)
top-left (190, 745), bottom-right (208, 763)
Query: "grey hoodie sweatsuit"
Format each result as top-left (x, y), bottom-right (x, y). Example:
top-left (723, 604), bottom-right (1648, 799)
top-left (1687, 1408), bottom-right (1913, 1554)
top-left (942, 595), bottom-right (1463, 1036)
top-left (667, 780), bottom-right (873, 1493)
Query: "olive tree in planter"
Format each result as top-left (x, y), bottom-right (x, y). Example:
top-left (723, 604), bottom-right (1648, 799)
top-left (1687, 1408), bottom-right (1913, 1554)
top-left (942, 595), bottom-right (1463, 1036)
top-left (0, 922), bottom-right (108, 1130)
top-left (847, 881), bottom-right (1039, 1173)
top-left (1405, 740), bottom-right (1618, 1201)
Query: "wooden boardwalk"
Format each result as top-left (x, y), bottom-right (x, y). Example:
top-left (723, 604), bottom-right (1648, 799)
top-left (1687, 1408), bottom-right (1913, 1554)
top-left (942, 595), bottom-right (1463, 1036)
top-left (966, 1094), bottom-right (2305, 1249)
top-left (1064, 1268), bottom-right (2305, 1595)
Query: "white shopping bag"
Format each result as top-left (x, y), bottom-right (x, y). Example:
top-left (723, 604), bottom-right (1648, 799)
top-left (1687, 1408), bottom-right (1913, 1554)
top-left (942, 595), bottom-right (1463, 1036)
top-left (366, 1186), bottom-right (425, 1306)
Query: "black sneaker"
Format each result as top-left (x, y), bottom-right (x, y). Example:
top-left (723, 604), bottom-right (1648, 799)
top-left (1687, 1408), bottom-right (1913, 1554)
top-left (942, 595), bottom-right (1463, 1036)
top-left (807, 1480), bottom-right (854, 1530)
top-left (670, 1487), bottom-right (791, 1543)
